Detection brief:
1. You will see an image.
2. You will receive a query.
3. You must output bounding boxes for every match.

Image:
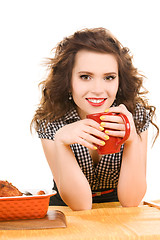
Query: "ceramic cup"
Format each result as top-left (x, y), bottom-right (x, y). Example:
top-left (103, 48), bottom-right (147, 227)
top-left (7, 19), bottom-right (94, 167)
top-left (87, 112), bottom-right (130, 154)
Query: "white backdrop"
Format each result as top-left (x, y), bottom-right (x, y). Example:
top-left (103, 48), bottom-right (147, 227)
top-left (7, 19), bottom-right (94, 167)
top-left (0, 0), bottom-right (160, 201)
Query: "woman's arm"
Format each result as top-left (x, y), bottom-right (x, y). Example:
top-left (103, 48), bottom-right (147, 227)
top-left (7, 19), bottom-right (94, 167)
top-left (41, 119), bottom-right (108, 210)
top-left (103, 104), bottom-right (148, 207)
top-left (41, 138), bottom-right (92, 210)
top-left (117, 130), bottom-right (148, 207)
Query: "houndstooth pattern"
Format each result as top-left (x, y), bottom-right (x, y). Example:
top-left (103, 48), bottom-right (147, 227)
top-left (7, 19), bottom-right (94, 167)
top-left (37, 103), bottom-right (150, 191)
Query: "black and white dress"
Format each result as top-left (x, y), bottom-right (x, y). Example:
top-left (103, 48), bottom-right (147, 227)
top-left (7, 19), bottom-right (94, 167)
top-left (38, 103), bottom-right (150, 205)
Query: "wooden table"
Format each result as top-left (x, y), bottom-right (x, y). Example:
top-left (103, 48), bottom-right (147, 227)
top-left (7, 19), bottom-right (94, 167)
top-left (0, 201), bottom-right (160, 240)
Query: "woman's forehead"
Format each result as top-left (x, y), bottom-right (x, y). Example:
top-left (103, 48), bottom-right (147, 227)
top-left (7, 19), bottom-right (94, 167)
top-left (73, 50), bottom-right (118, 73)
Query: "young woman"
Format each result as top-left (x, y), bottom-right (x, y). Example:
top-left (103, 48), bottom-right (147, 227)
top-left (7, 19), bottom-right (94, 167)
top-left (31, 28), bottom-right (159, 210)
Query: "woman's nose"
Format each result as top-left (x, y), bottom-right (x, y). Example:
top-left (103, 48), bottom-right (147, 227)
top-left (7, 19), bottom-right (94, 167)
top-left (91, 79), bottom-right (104, 94)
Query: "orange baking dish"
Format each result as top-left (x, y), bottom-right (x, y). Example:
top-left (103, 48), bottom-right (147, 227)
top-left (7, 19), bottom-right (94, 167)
top-left (0, 190), bottom-right (56, 221)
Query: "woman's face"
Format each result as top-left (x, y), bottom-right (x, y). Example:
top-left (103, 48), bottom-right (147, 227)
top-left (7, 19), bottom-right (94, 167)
top-left (71, 49), bottom-right (119, 119)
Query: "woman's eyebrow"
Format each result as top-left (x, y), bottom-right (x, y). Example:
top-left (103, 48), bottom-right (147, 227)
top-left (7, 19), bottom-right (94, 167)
top-left (78, 71), bottom-right (93, 75)
top-left (104, 72), bottom-right (117, 75)
top-left (78, 71), bottom-right (117, 75)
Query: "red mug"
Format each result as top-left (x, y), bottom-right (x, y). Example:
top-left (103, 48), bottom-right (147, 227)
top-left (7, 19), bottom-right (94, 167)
top-left (87, 112), bottom-right (130, 154)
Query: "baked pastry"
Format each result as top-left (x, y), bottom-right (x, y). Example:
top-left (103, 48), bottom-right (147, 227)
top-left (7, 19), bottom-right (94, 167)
top-left (0, 180), bottom-right (23, 197)
top-left (37, 190), bottom-right (45, 195)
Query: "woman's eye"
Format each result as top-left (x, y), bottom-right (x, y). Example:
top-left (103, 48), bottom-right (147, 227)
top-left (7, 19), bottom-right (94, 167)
top-left (104, 75), bottom-right (116, 81)
top-left (80, 75), bottom-right (91, 80)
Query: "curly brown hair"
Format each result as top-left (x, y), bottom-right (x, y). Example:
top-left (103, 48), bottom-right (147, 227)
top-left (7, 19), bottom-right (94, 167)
top-left (31, 27), bottom-right (159, 142)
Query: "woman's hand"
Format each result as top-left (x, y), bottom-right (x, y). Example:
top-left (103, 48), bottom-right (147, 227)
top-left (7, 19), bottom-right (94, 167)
top-left (100, 104), bottom-right (138, 143)
top-left (54, 119), bottom-right (109, 150)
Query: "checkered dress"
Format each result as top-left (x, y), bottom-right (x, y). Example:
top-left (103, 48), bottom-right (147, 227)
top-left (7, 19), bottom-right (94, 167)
top-left (37, 103), bottom-right (150, 192)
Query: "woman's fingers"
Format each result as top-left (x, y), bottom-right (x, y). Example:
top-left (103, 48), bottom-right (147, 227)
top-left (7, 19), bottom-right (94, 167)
top-left (105, 130), bottom-right (125, 138)
top-left (77, 120), bottom-right (109, 149)
top-left (100, 114), bottom-right (124, 124)
top-left (83, 124), bottom-right (109, 139)
top-left (99, 114), bottom-right (125, 138)
top-left (103, 104), bottom-right (136, 141)
top-left (80, 130), bottom-right (109, 147)
top-left (77, 137), bottom-right (98, 150)
top-left (100, 121), bottom-right (125, 131)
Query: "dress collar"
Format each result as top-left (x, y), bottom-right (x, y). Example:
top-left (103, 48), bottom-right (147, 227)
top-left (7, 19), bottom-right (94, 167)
top-left (63, 108), bottom-right (81, 122)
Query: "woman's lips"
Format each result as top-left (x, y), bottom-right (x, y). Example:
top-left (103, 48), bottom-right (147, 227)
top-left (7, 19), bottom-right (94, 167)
top-left (86, 98), bottom-right (107, 107)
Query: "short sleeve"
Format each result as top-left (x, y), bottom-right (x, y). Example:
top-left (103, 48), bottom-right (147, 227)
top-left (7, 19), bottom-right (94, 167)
top-left (37, 120), bottom-right (64, 140)
top-left (134, 103), bottom-right (150, 133)
top-left (37, 108), bottom-right (80, 141)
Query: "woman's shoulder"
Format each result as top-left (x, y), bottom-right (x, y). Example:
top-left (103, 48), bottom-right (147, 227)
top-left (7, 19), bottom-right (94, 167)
top-left (37, 108), bottom-right (80, 140)
top-left (134, 102), bottom-right (150, 118)
top-left (37, 118), bottom-right (61, 140)
top-left (133, 102), bottom-right (150, 133)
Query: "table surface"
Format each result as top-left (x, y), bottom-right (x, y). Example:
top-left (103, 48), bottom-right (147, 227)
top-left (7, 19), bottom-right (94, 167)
top-left (0, 200), bottom-right (160, 240)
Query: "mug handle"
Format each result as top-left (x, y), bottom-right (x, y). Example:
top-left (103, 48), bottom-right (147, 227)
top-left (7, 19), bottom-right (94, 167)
top-left (116, 113), bottom-right (130, 147)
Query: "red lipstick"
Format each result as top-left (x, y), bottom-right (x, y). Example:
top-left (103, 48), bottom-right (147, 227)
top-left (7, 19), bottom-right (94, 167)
top-left (86, 98), bottom-right (107, 107)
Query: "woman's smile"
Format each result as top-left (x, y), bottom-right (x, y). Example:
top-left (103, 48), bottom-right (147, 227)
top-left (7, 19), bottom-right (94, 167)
top-left (86, 98), bottom-right (107, 106)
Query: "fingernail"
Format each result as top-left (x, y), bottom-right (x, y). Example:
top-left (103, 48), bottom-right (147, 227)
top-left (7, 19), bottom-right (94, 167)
top-left (100, 141), bottom-right (105, 146)
top-left (105, 130), bottom-right (109, 134)
top-left (104, 135), bottom-right (109, 140)
top-left (99, 126), bottom-right (104, 131)
top-left (93, 146), bottom-right (97, 150)
top-left (100, 122), bottom-right (105, 127)
top-left (104, 109), bottom-right (109, 113)
top-left (100, 116), bottom-right (105, 120)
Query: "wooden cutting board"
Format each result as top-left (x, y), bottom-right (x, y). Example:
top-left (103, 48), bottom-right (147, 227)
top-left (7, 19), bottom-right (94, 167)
top-left (0, 210), bottom-right (67, 230)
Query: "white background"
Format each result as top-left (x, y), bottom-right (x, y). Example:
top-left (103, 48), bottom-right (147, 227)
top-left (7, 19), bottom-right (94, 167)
top-left (0, 0), bottom-right (160, 201)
